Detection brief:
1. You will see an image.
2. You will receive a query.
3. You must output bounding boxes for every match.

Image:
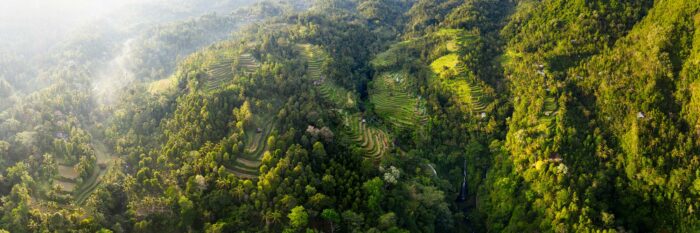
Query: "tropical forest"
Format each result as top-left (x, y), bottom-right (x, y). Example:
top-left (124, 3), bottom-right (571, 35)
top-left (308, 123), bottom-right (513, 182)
top-left (1, 0), bottom-right (700, 232)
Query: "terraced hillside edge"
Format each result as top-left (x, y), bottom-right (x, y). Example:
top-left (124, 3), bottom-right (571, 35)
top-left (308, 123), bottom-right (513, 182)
top-left (201, 51), bottom-right (260, 92)
top-left (369, 71), bottom-right (427, 129)
top-left (341, 113), bottom-right (391, 161)
top-left (226, 116), bottom-right (275, 179)
top-left (298, 44), bottom-right (356, 109)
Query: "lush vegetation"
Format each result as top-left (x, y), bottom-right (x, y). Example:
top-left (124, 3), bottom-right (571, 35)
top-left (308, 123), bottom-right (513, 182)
top-left (2, 0), bottom-right (700, 232)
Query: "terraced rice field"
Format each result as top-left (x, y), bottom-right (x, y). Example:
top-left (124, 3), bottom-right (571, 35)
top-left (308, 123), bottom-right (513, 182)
top-left (371, 43), bottom-right (406, 69)
top-left (201, 53), bottom-right (260, 92)
top-left (227, 117), bottom-right (275, 179)
top-left (431, 54), bottom-right (461, 73)
top-left (431, 54), bottom-right (489, 114)
top-left (435, 29), bottom-right (476, 53)
top-left (543, 96), bottom-right (557, 116)
top-left (318, 82), bottom-right (356, 109)
top-left (370, 72), bottom-right (427, 128)
top-left (50, 132), bottom-right (116, 205)
top-left (203, 55), bottom-right (234, 92)
top-left (57, 165), bottom-right (79, 180)
top-left (228, 157), bottom-right (262, 180)
top-left (426, 30), bottom-right (489, 114)
top-left (55, 180), bottom-right (77, 193)
top-left (237, 53), bottom-right (260, 74)
top-left (298, 44), bottom-right (356, 109)
top-left (53, 153), bottom-right (113, 204)
top-left (299, 44), bottom-right (388, 159)
top-left (539, 95), bottom-right (558, 126)
top-left (73, 140), bottom-right (116, 204)
top-left (54, 164), bottom-right (79, 193)
top-left (342, 114), bottom-right (391, 161)
top-left (371, 50), bottom-right (395, 68)
top-left (73, 164), bottom-right (107, 204)
top-left (298, 44), bottom-right (325, 80)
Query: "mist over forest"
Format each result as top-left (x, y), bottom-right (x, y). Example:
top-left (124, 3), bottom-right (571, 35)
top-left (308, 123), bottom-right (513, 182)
top-left (1, 0), bottom-right (700, 232)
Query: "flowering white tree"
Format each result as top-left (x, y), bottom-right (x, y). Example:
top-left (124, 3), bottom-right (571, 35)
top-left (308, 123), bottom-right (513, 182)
top-left (383, 166), bottom-right (400, 185)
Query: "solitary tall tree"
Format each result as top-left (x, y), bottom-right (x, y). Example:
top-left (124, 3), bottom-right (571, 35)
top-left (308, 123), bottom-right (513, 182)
top-left (321, 209), bottom-right (340, 233)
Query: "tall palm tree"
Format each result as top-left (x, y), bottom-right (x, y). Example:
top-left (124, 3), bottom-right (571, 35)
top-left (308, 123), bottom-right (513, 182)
top-left (262, 210), bottom-right (283, 230)
top-left (270, 210), bottom-right (283, 226)
top-left (232, 186), bottom-right (245, 201)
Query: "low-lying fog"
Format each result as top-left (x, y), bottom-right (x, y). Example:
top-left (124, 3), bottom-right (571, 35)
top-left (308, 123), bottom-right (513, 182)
top-left (0, 0), bottom-right (254, 105)
top-left (0, 0), bottom-right (145, 55)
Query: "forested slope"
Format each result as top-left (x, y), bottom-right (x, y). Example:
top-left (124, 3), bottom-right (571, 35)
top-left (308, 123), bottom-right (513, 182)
top-left (1, 0), bottom-right (700, 232)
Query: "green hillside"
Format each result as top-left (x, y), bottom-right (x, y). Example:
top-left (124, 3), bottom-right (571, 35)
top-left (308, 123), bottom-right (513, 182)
top-left (226, 116), bottom-right (275, 179)
top-left (369, 71), bottom-right (427, 129)
top-left (342, 113), bottom-right (390, 161)
top-left (299, 44), bottom-right (357, 109)
top-left (4, 0), bottom-right (700, 232)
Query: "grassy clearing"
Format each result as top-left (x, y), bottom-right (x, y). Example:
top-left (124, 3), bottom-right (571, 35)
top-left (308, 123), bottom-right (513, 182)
top-left (370, 72), bottom-right (427, 129)
top-left (342, 113), bottom-right (390, 161)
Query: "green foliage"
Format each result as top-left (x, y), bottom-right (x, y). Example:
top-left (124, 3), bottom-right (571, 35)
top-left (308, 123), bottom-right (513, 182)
top-left (6, 0), bottom-right (700, 232)
top-left (404, 0), bottom-right (463, 37)
top-left (178, 195), bottom-right (196, 228)
top-left (288, 206), bottom-right (309, 229)
top-left (362, 177), bottom-right (384, 214)
top-left (129, 13), bottom-right (244, 82)
top-left (489, 0), bottom-right (700, 232)
top-left (341, 113), bottom-right (391, 160)
top-left (369, 71), bottom-right (427, 130)
top-left (1, 184), bottom-right (30, 233)
top-left (321, 208), bottom-right (340, 223)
